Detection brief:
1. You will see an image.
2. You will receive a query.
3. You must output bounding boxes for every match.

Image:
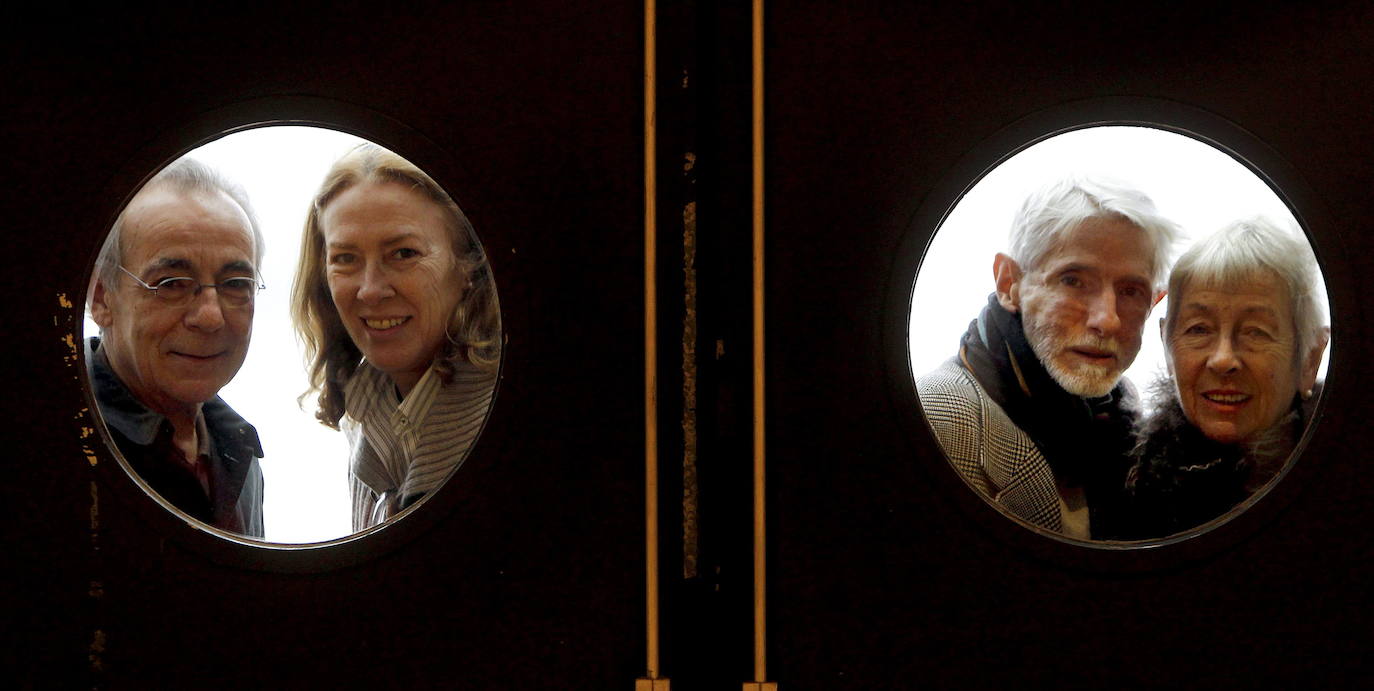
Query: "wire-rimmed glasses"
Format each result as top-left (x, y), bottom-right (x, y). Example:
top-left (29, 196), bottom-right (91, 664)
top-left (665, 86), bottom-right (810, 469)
top-left (118, 265), bottom-right (264, 307)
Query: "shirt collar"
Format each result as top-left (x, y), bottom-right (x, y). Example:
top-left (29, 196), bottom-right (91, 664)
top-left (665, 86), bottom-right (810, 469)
top-left (345, 361), bottom-right (445, 435)
top-left (87, 337), bottom-right (263, 459)
top-left (87, 337), bottom-right (166, 446)
top-left (394, 365), bottom-right (443, 434)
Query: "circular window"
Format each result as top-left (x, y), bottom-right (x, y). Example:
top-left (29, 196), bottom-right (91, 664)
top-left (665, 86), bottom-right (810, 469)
top-left (81, 123), bottom-right (502, 552)
top-left (905, 122), bottom-right (1330, 550)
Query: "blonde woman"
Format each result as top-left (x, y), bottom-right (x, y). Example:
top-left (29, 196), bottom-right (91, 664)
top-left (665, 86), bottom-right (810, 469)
top-left (292, 145), bottom-right (500, 530)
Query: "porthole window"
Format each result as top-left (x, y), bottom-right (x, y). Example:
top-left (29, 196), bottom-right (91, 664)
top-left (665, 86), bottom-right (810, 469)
top-left (82, 124), bottom-right (501, 547)
top-left (908, 124), bottom-right (1329, 546)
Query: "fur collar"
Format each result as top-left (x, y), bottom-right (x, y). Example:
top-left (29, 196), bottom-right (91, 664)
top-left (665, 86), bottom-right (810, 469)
top-left (1116, 375), bottom-right (1304, 538)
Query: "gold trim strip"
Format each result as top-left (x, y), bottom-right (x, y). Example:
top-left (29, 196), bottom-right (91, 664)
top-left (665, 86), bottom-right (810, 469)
top-left (644, 0), bottom-right (662, 681)
top-left (751, 0), bottom-right (768, 684)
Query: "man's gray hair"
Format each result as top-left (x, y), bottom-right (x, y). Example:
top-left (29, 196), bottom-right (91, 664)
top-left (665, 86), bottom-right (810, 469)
top-left (92, 157), bottom-right (264, 300)
top-left (1008, 176), bottom-right (1182, 291)
top-left (1164, 216), bottom-right (1328, 364)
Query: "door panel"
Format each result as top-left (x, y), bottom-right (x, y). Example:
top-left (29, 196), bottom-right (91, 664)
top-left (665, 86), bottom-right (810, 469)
top-left (764, 3), bottom-right (1373, 688)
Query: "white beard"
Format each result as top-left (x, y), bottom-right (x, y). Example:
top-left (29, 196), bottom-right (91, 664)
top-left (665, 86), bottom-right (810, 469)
top-left (1023, 318), bottom-right (1123, 398)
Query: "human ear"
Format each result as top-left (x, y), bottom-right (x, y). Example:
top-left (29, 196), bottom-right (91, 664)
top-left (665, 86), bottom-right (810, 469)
top-left (1160, 317), bottom-right (1174, 378)
top-left (90, 278), bottom-right (113, 329)
top-left (1299, 326), bottom-right (1330, 393)
top-left (993, 253), bottom-right (1023, 313)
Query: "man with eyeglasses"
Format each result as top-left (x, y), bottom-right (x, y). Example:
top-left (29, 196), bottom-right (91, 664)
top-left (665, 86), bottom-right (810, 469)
top-left (87, 158), bottom-right (266, 537)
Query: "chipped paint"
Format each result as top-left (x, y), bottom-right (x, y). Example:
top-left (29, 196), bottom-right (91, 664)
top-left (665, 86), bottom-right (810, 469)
top-left (681, 139), bottom-right (700, 579)
top-left (61, 329), bottom-right (79, 366)
top-left (682, 197), bottom-right (699, 579)
top-left (57, 292), bottom-right (80, 368)
top-left (89, 629), bottom-right (105, 672)
top-left (89, 481), bottom-right (99, 531)
top-left (87, 378), bottom-right (105, 682)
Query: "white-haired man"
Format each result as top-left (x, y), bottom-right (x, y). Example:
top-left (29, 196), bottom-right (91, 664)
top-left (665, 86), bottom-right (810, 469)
top-left (918, 177), bottom-right (1180, 539)
top-left (87, 158), bottom-right (266, 537)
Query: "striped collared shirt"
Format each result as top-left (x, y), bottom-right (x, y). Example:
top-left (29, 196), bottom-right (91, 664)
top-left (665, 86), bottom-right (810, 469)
top-left (343, 358), bottom-right (496, 530)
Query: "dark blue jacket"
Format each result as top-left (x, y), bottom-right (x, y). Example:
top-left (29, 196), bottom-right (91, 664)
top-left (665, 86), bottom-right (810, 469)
top-left (87, 338), bottom-right (264, 537)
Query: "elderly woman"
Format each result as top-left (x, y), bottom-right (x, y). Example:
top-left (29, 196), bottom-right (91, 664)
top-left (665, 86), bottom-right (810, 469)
top-left (1120, 217), bottom-right (1328, 539)
top-left (291, 145), bottom-right (500, 531)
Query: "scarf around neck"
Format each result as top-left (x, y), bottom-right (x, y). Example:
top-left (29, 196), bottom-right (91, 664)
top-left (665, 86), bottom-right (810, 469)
top-left (343, 356), bottom-right (497, 530)
top-left (1118, 377), bottom-right (1305, 539)
top-left (959, 294), bottom-right (1137, 492)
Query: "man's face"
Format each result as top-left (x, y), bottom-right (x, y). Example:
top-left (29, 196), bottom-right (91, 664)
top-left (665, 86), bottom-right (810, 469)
top-left (1011, 217), bottom-right (1157, 397)
top-left (91, 186), bottom-right (257, 418)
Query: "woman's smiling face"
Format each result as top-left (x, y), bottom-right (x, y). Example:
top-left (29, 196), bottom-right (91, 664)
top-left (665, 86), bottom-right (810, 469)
top-left (1167, 271), bottom-right (1300, 445)
top-left (321, 180), bottom-right (465, 396)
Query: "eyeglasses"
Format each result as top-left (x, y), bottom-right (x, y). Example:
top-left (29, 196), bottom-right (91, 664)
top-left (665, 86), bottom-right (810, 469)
top-left (119, 265), bottom-right (265, 307)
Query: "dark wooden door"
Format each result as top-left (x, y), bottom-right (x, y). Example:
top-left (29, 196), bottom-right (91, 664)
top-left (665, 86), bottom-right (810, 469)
top-left (762, 3), bottom-right (1374, 689)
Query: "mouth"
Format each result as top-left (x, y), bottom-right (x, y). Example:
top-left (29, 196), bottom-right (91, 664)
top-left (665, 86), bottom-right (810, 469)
top-left (1067, 347), bottom-right (1116, 362)
top-left (363, 316), bottom-right (410, 331)
top-left (170, 350), bottom-right (226, 361)
top-left (1203, 390), bottom-right (1251, 405)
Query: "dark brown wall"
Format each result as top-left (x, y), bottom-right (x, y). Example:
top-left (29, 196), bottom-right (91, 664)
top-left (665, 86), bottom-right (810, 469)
top-left (5, 2), bottom-right (1372, 689)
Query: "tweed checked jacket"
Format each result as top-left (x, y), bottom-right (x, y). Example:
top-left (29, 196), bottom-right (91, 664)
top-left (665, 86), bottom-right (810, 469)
top-left (917, 357), bottom-right (1063, 531)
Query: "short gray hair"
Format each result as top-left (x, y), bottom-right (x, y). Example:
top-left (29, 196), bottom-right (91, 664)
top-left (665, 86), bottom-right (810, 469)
top-left (92, 157), bottom-right (263, 302)
top-left (1008, 176), bottom-right (1182, 291)
top-left (1164, 216), bottom-right (1328, 364)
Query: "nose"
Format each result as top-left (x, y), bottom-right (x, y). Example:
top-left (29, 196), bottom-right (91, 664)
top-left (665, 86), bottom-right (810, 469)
top-left (357, 262), bottom-right (395, 305)
top-left (1206, 334), bottom-right (1241, 375)
top-left (1084, 287), bottom-right (1122, 336)
top-left (183, 286), bottom-right (226, 332)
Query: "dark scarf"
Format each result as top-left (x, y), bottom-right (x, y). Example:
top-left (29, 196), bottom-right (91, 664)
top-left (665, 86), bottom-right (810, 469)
top-left (959, 295), bottom-right (1138, 531)
top-left (1117, 378), bottom-right (1303, 540)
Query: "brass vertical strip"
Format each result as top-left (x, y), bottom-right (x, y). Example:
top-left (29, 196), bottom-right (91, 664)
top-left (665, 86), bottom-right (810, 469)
top-left (643, 0), bottom-right (663, 684)
top-left (750, 0), bottom-right (769, 685)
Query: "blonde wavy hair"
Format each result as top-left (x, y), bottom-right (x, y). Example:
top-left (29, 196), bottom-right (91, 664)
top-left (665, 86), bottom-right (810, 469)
top-left (291, 144), bottom-right (501, 429)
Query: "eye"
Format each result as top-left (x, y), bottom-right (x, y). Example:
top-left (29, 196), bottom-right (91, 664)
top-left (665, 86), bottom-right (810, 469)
top-left (1058, 274), bottom-right (1082, 288)
top-left (392, 247), bottom-right (421, 260)
top-left (1242, 326), bottom-right (1273, 340)
top-left (1182, 322), bottom-right (1212, 336)
top-left (1119, 284), bottom-right (1146, 300)
top-left (328, 252), bottom-right (356, 266)
top-left (153, 277), bottom-right (195, 294)
top-left (219, 277), bottom-right (259, 299)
